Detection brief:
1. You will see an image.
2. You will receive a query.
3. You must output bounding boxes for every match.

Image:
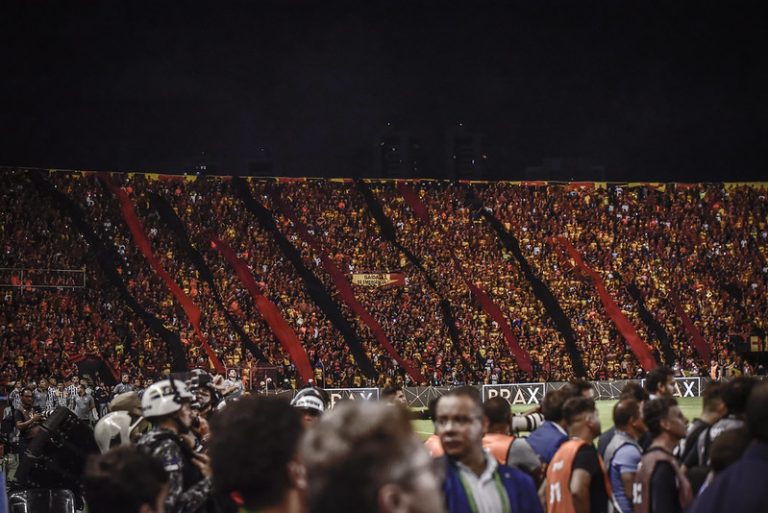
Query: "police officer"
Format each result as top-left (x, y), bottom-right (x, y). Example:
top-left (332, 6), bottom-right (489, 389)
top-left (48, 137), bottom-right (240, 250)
top-left (137, 379), bottom-right (212, 513)
top-left (290, 387), bottom-right (327, 429)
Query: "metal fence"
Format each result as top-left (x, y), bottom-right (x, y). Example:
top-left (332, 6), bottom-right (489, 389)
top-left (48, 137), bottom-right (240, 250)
top-left (0, 267), bottom-right (86, 290)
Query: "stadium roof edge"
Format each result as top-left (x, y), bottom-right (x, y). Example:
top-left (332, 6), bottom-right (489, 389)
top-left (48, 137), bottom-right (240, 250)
top-left (1, 166), bottom-right (766, 189)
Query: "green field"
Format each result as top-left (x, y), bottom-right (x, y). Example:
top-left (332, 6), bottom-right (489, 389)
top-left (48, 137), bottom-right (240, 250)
top-left (412, 396), bottom-right (703, 440)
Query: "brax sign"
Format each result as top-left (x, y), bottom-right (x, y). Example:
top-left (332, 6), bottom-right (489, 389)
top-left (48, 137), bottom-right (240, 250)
top-left (326, 388), bottom-right (380, 408)
top-left (482, 383), bottom-right (546, 405)
top-left (640, 377), bottom-right (702, 398)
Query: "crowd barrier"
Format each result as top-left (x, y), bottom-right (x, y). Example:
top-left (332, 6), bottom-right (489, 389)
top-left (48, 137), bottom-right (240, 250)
top-left (263, 377), bottom-right (707, 409)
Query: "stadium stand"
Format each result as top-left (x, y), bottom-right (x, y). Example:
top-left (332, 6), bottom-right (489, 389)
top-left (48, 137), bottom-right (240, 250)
top-left (1, 170), bottom-right (766, 390)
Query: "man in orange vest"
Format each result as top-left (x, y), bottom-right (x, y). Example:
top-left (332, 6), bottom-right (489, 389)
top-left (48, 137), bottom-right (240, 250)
top-left (632, 397), bottom-right (692, 513)
top-left (482, 397), bottom-right (544, 483)
top-left (543, 397), bottom-right (612, 513)
top-left (424, 397), bottom-right (445, 457)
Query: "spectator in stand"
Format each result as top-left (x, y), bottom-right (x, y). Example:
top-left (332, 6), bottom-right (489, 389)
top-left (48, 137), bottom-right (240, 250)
top-left (2, 171), bottom-right (765, 386)
top-left (114, 373), bottom-right (134, 395)
top-left (83, 446), bottom-right (170, 513)
top-left (66, 376), bottom-right (80, 400)
top-left (73, 383), bottom-right (97, 422)
top-left (436, 387), bottom-right (542, 513)
top-left (218, 369), bottom-right (244, 401)
top-left (32, 378), bottom-right (49, 412)
top-left (633, 397), bottom-right (692, 513)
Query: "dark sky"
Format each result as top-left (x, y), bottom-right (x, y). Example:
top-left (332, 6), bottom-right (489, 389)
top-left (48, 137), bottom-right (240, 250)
top-left (1, 1), bottom-right (767, 181)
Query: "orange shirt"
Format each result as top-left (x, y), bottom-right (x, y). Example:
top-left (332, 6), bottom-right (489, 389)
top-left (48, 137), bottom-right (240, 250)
top-left (482, 433), bottom-right (515, 465)
top-left (546, 439), bottom-right (612, 513)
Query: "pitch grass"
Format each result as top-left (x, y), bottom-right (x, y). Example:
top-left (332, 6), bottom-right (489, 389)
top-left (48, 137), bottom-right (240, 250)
top-left (412, 396), bottom-right (703, 441)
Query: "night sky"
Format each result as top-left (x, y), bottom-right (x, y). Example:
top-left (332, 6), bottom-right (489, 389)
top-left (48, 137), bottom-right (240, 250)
top-left (1, 1), bottom-right (766, 181)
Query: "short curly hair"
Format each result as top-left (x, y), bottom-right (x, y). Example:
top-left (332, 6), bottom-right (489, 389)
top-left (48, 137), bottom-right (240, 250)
top-left (643, 397), bottom-right (678, 438)
top-left (83, 446), bottom-right (168, 513)
top-left (301, 401), bottom-right (423, 513)
top-left (209, 395), bottom-right (302, 510)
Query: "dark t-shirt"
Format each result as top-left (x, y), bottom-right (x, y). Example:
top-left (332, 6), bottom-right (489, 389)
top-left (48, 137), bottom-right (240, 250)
top-left (573, 444), bottom-right (609, 513)
top-left (13, 408), bottom-right (37, 440)
top-left (650, 461), bottom-right (681, 513)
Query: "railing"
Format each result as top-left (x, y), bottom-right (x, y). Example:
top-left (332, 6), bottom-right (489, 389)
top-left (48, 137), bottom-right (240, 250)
top-left (256, 377), bottom-right (716, 409)
top-left (0, 267), bottom-right (86, 290)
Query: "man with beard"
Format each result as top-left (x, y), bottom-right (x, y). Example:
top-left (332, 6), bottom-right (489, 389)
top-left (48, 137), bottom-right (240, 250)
top-left (436, 387), bottom-right (542, 513)
top-left (633, 398), bottom-right (692, 513)
top-left (137, 379), bottom-right (212, 513)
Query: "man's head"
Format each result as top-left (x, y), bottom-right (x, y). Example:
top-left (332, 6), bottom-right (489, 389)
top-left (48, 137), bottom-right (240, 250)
top-left (141, 380), bottom-right (195, 432)
top-left (620, 381), bottom-right (649, 403)
top-left (483, 397), bottom-right (511, 433)
top-left (302, 401), bottom-right (444, 513)
top-left (38, 378), bottom-right (48, 390)
top-left (48, 377), bottom-right (57, 387)
top-left (645, 366), bottom-right (675, 398)
top-left (110, 391), bottom-right (143, 419)
top-left (540, 388), bottom-right (571, 424)
top-left (722, 376), bottom-right (757, 418)
top-left (643, 397), bottom-right (687, 441)
top-left (562, 397), bottom-right (601, 440)
top-left (435, 387), bottom-right (485, 463)
top-left (747, 380), bottom-right (768, 442)
top-left (21, 387), bottom-right (34, 407)
top-left (122, 373), bottom-right (130, 384)
top-left (290, 387), bottom-right (327, 428)
top-left (709, 427), bottom-right (751, 474)
top-left (568, 379), bottom-right (595, 399)
top-left (382, 385), bottom-right (407, 405)
top-left (700, 382), bottom-right (726, 418)
top-left (228, 369), bottom-right (238, 380)
top-left (84, 446), bottom-right (169, 513)
top-left (612, 398), bottom-right (646, 439)
top-left (209, 395), bottom-right (304, 511)
top-left (72, 375), bottom-right (80, 385)
top-left (78, 384), bottom-right (86, 396)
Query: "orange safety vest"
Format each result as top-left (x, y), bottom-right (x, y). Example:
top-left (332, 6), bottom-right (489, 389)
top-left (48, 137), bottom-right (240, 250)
top-left (546, 439), bottom-right (612, 513)
top-left (482, 433), bottom-right (515, 465)
top-left (424, 434), bottom-right (444, 457)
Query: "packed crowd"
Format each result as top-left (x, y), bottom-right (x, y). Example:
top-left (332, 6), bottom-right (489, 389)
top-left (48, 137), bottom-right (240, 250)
top-left (4, 366), bottom-right (768, 513)
top-left (1, 171), bottom-right (766, 390)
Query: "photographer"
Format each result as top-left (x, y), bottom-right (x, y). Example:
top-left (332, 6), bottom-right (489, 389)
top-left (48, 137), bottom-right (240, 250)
top-left (13, 387), bottom-right (43, 462)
